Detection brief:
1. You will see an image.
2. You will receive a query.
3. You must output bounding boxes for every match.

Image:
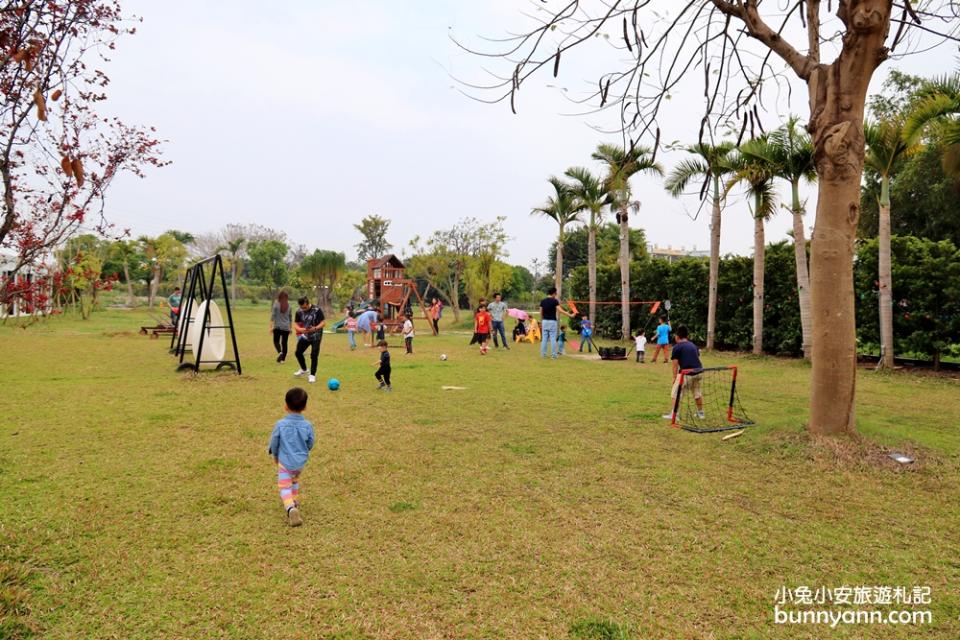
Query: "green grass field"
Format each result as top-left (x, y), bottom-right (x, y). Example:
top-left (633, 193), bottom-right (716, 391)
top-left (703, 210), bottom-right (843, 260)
top-left (2, 306), bottom-right (959, 639)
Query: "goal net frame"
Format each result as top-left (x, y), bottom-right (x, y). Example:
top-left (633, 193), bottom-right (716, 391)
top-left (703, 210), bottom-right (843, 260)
top-left (666, 365), bottom-right (754, 433)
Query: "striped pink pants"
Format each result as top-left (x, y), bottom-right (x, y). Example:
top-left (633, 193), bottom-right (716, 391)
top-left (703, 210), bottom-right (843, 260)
top-left (277, 463), bottom-right (302, 510)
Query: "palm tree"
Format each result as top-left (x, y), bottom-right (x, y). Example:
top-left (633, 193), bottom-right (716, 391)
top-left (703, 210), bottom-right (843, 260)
top-left (565, 166), bottom-right (607, 324)
top-left (532, 176), bottom-right (581, 298)
top-left (664, 142), bottom-right (735, 351)
top-left (300, 250), bottom-right (346, 314)
top-left (904, 72), bottom-right (960, 174)
top-left (109, 240), bottom-right (139, 307)
top-left (592, 143), bottom-right (663, 340)
top-left (864, 118), bottom-right (917, 369)
top-left (726, 138), bottom-right (778, 355)
top-left (219, 237), bottom-right (246, 303)
top-left (739, 117), bottom-right (816, 359)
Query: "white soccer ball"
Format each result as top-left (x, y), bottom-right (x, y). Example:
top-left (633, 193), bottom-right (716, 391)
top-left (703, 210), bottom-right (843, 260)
top-left (440, 354), bottom-right (448, 361)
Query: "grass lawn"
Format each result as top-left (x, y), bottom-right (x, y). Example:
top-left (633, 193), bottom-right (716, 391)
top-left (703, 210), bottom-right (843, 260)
top-left (1, 305), bottom-right (958, 639)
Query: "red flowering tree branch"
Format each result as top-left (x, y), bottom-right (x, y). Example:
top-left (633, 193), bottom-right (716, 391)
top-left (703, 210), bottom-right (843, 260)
top-left (0, 0), bottom-right (166, 283)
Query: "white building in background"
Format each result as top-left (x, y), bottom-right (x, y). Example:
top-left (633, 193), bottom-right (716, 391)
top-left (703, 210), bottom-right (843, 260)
top-left (647, 244), bottom-right (710, 263)
top-left (1, 252), bottom-right (51, 318)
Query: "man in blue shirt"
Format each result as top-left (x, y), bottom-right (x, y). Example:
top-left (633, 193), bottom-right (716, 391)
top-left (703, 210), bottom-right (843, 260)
top-left (651, 315), bottom-right (672, 363)
top-left (663, 325), bottom-right (705, 420)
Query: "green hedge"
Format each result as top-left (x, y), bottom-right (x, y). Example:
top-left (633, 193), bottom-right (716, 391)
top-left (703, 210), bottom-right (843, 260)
top-left (568, 236), bottom-right (960, 360)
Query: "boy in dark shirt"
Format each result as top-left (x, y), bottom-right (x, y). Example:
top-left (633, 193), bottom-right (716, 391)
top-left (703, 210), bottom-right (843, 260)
top-left (539, 287), bottom-right (574, 359)
top-left (663, 325), bottom-right (705, 420)
top-left (374, 340), bottom-right (391, 391)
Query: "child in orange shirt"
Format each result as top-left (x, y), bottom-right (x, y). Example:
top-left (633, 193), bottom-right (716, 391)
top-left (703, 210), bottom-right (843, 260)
top-left (471, 303), bottom-right (493, 355)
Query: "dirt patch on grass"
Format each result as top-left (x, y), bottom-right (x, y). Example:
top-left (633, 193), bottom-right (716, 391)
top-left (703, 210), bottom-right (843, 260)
top-left (764, 430), bottom-right (946, 473)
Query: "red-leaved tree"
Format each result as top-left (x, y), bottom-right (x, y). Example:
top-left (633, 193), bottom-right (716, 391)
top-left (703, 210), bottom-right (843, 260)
top-left (0, 0), bottom-right (165, 312)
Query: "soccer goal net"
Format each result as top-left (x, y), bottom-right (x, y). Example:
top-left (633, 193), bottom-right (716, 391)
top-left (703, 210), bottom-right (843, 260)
top-left (666, 365), bottom-right (753, 433)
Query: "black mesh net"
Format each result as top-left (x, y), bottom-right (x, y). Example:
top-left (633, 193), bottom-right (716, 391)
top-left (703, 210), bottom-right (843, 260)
top-left (670, 366), bottom-right (754, 433)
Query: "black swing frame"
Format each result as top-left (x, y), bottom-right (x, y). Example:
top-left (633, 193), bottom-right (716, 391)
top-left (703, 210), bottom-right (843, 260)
top-left (170, 255), bottom-right (242, 374)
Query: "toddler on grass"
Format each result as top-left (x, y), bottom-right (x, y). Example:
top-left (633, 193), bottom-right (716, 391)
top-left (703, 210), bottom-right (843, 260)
top-left (267, 387), bottom-right (315, 527)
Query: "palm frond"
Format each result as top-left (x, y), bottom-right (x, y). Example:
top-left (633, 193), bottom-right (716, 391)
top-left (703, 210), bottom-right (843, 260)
top-left (664, 158), bottom-right (710, 196)
top-left (904, 93), bottom-right (960, 142)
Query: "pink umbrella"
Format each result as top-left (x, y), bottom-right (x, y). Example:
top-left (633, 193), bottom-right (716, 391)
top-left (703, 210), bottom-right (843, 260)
top-left (507, 308), bottom-right (529, 321)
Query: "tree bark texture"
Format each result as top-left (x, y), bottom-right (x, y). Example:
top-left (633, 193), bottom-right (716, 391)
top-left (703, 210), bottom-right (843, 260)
top-left (123, 261), bottom-right (134, 307)
top-left (791, 181), bottom-right (813, 359)
top-left (706, 178), bottom-right (721, 350)
top-left (752, 209), bottom-right (765, 356)
top-left (555, 223), bottom-right (564, 299)
top-left (588, 218), bottom-right (597, 324)
top-left (806, 1), bottom-right (890, 434)
top-left (619, 205), bottom-right (630, 341)
top-left (877, 180), bottom-right (894, 369)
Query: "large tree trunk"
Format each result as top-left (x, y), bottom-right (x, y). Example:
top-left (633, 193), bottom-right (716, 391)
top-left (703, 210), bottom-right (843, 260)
top-left (448, 273), bottom-right (462, 322)
top-left (618, 204), bottom-right (630, 341)
top-left (752, 209), bottom-right (765, 356)
top-left (123, 260), bottom-right (134, 307)
top-left (877, 178), bottom-right (894, 369)
top-left (588, 215), bottom-right (597, 324)
top-left (706, 178), bottom-right (721, 351)
top-left (148, 266), bottom-right (160, 308)
top-left (555, 224), bottom-right (564, 298)
top-left (791, 181), bottom-right (813, 359)
top-left (806, 10), bottom-right (887, 436)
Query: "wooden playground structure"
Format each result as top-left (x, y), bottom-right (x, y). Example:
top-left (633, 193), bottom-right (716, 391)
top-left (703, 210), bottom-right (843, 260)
top-left (366, 254), bottom-right (436, 335)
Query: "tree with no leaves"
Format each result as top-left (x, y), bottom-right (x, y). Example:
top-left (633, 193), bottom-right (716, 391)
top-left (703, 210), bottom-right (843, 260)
top-left (457, 1), bottom-right (960, 436)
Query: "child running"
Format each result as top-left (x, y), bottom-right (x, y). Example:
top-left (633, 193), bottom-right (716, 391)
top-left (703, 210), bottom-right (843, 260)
top-left (635, 329), bottom-right (647, 363)
top-left (402, 313), bottom-right (415, 354)
top-left (558, 325), bottom-right (567, 355)
top-left (267, 387), bottom-right (315, 527)
top-left (471, 303), bottom-right (492, 355)
top-left (374, 340), bottom-right (391, 391)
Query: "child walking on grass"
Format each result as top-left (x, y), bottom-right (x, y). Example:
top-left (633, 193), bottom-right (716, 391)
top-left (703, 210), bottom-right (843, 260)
top-left (635, 329), bottom-right (647, 363)
top-left (401, 313), bottom-right (415, 354)
top-left (267, 387), bottom-right (315, 527)
top-left (344, 310), bottom-right (358, 350)
top-left (374, 340), bottom-right (392, 391)
top-left (579, 315), bottom-right (595, 353)
top-left (558, 325), bottom-right (567, 355)
top-left (471, 303), bottom-right (492, 355)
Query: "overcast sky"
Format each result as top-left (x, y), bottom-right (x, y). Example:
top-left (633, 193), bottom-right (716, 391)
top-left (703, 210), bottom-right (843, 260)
top-left (101, 1), bottom-right (952, 271)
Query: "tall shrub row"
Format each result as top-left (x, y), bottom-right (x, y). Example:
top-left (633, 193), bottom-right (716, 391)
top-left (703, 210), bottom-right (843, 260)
top-left (567, 237), bottom-right (959, 362)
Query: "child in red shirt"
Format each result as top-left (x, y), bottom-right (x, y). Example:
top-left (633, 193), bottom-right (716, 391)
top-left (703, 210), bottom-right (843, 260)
top-left (471, 304), bottom-right (493, 355)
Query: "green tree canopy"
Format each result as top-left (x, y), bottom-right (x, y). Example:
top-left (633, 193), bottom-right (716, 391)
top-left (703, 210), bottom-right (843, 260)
top-left (354, 214), bottom-right (393, 262)
top-left (547, 223), bottom-right (647, 277)
top-left (246, 239), bottom-right (289, 292)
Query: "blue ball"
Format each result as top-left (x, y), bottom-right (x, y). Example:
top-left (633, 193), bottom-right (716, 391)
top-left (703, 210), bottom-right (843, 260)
top-left (327, 378), bottom-right (340, 391)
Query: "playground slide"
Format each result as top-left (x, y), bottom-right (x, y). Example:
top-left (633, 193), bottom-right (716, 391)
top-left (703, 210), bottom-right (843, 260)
top-left (332, 300), bottom-right (373, 333)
